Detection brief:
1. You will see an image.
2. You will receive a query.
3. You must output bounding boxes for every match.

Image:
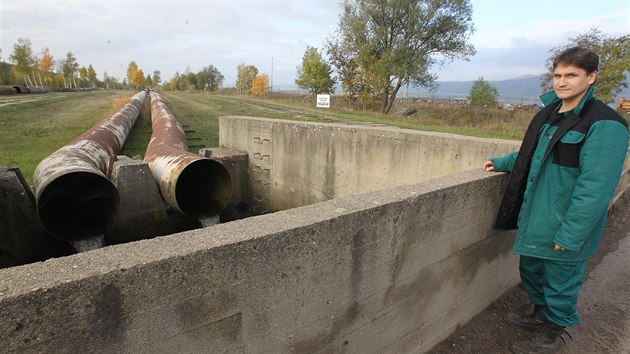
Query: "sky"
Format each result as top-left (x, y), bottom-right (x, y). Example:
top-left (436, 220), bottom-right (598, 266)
top-left (1, 0), bottom-right (628, 89)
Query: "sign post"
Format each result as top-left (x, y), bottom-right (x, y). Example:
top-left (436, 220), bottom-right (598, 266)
top-left (316, 94), bottom-right (330, 121)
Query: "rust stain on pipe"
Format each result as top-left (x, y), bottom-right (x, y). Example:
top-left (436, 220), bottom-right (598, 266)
top-left (144, 91), bottom-right (232, 219)
top-left (33, 91), bottom-right (148, 241)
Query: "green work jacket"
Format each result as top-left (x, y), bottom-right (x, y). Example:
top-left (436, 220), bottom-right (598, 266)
top-left (491, 87), bottom-right (629, 261)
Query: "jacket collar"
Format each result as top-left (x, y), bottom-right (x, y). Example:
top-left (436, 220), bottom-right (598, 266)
top-left (539, 85), bottom-right (594, 117)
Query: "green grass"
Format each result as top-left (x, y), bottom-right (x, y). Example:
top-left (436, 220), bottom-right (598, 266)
top-left (0, 90), bottom-right (137, 185)
top-left (1, 90), bottom-right (532, 187)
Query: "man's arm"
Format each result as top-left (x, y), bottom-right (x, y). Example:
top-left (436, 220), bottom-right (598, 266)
top-left (484, 151), bottom-right (518, 172)
top-left (553, 120), bottom-right (629, 250)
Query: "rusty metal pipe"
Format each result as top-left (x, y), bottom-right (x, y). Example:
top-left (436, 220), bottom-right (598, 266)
top-left (33, 91), bottom-right (148, 241)
top-left (144, 91), bottom-right (232, 219)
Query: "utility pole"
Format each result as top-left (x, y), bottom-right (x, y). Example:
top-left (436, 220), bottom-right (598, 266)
top-left (271, 57), bottom-right (274, 93)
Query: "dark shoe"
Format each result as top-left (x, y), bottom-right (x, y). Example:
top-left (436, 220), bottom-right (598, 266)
top-left (505, 304), bottom-right (545, 331)
top-left (510, 320), bottom-right (572, 354)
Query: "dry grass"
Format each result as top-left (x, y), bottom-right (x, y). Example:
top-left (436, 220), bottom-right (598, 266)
top-left (241, 92), bottom-right (535, 140)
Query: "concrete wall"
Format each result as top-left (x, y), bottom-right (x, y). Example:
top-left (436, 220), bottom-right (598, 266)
top-left (0, 118), bottom-right (526, 353)
top-left (219, 116), bottom-right (520, 212)
top-left (0, 170), bottom-right (517, 353)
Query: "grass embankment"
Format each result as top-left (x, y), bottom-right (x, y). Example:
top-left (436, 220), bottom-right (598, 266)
top-left (227, 92), bottom-right (534, 140)
top-left (1, 90), bottom-right (533, 187)
top-left (0, 90), bottom-right (134, 185)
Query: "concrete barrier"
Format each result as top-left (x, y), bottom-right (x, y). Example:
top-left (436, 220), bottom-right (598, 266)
top-left (0, 170), bottom-right (517, 353)
top-left (219, 116), bottom-right (520, 212)
top-left (0, 118), bottom-right (526, 353)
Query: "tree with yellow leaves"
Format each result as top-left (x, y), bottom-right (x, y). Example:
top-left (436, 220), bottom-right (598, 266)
top-left (250, 74), bottom-right (270, 96)
top-left (131, 68), bottom-right (145, 90)
top-left (38, 47), bottom-right (54, 87)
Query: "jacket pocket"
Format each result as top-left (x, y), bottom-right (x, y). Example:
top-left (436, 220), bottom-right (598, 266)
top-left (553, 131), bottom-right (585, 168)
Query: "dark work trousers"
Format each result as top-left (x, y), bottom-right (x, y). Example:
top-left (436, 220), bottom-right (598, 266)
top-left (519, 255), bottom-right (587, 327)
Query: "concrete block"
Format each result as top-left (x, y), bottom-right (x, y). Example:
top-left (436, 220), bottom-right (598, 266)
top-left (219, 116), bottom-right (521, 212)
top-left (0, 167), bottom-right (72, 268)
top-left (200, 148), bottom-right (251, 221)
top-left (106, 157), bottom-right (198, 245)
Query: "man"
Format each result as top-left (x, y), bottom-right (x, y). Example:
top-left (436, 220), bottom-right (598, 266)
top-left (484, 46), bottom-right (629, 353)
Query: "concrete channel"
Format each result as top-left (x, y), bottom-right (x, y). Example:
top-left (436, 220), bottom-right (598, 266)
top-left (1, 98), bottom-right (627, 353)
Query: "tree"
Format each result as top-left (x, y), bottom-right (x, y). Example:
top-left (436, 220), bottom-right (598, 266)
top-left (145, 74), bottom-right (153, 88)
top-left (541, 28), bottom-right (630, 104)
top-left (295, 46), bottom-right (337, 96)
top-left (0, 61), bottom-right (15, 86)
top-left (126, 61), bottom-right (139, 87)
top-left (236, 63), bottom-right (258, 94)
top-left (87, 64), bottom-right (97, 87)
top-left (468, 77), bottom-right (499, 107)
top-left (326, 0), bottom-right (475, 114)
top-left (251, 74), bottom-right (270, 95)
top-left (197, 65), bottom-right (224, 92)
top-left (79, 66), bottom-right (88, 87)
top-left (131, 68), bottom-right (145, 90)
top-left (60, 52), bottom-right (79, 88)
top-left (38, 47), bottom-right (54, 87)
top-left (9, 37), bottom-right (37, 87)
top-left (183, 66), bottom-right (196, 91)
top-left (103, 71), bottom-right (121, 89)
top-left (153, 70), bottom-right (162, 89)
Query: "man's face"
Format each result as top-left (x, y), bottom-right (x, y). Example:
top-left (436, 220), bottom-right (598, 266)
top-left (553, 63), bottom-right (597, 105)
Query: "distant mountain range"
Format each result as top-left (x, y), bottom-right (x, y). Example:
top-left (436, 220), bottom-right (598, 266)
top-left (275, 74), bottom-right (547, 105)
top-left (278, 73), bottom-right (629, 106)
top-left (411, 74), bottom-right (545, 105)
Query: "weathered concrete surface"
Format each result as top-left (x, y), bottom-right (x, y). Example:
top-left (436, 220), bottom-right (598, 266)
top-left (105, 156), bottom-right (202, 244)
top-left (0, 170), bottom-right (518, 353)
top-left (219, 116), bottom-right (520, 213)
top-left (0, 167), bottom-right (72, 268)
top-left (200, 148), bottom-right (251, 222)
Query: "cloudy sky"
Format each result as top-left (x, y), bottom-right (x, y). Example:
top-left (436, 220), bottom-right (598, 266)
top-left (1, 0), bottom-right (628, 88)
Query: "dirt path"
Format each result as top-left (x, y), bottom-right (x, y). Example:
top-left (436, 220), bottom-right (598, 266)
top-left (0, 95), bottom-right (56, 107)
top-left (428, 195), bottom-right (630, 354)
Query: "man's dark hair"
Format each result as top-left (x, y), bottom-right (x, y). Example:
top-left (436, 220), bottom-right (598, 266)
top-left (553, 46), bottom-right (599, 74)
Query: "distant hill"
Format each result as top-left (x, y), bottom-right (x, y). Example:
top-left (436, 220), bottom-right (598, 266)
top-left (412, 74), bottom-right (545, 105)
top-left (281, 73), bottom-right (629, 106)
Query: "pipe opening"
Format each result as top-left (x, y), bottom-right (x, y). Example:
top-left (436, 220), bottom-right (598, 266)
top-left (175, 159), bottom-right (233, 219)
top-left (37, 172), bottom-right (119, 242)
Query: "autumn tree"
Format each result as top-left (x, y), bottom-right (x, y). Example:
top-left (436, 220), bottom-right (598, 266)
top-left (131, 68), bottom-right (145, 90)
top-left (167, 72), bottom-right (181, 91)
top-left (38, 47), bottom-right (54, 87)
top-left (126, 61), bottom-right (138, 87)
top-left (236, 63), bottom-right (258, 94)
top-left (250, 74), bottom-right (270, 95)
top-left (468, 77), bottom-right (499, 107)
top-left (326, 0), bottom-right (475, 114)
top-left (9, 37), bottom-right (37, 87)
top-left (295, 46), bottom-right (336, 96)
top-left (196, 65), bottom-right (224, 92)
top-left (541, 28), bottom-right (630, 104)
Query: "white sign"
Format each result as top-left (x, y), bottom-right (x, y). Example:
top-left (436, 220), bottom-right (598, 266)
top-left (316, 94), bottom-right (331, 108)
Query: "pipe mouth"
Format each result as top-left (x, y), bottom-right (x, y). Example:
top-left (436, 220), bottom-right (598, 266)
top-left (175, 159), bottom-right (233, 219)
top-left (37, 172), bottom-right (119, 242)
